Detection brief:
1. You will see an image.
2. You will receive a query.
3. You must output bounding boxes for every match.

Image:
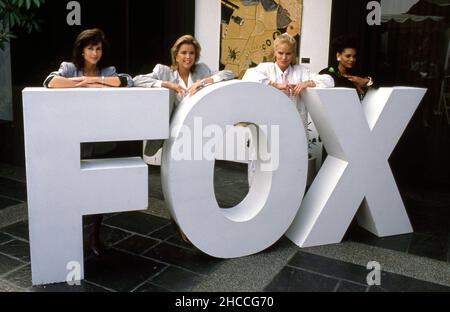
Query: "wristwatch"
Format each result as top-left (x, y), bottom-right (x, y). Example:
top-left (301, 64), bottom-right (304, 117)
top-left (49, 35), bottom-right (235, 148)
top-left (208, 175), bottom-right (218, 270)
top-left (366, 76), bottom-right (374, 87)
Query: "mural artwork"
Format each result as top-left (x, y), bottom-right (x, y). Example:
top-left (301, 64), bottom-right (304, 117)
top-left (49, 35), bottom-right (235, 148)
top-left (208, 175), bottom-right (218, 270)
top-left (220, 0), bottom-right (303, 78)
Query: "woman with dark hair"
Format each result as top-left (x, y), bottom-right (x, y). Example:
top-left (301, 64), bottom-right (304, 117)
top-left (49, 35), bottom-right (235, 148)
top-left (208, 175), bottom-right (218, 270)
top-left (43, 28), bottom-right (132, 256)
top-left (44, 28), bottom-right (132, 88)
top-left (319, 35), bottom-right (374, 100)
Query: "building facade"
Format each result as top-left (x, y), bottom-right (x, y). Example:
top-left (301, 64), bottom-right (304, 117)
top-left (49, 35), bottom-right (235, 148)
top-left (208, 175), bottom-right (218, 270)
top-left (1, 0), bottom-right (449, 187)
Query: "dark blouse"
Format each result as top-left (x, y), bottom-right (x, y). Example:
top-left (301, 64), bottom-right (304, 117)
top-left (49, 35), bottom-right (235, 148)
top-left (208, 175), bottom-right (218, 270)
top-left (319, 66), bottom-right (373, 100)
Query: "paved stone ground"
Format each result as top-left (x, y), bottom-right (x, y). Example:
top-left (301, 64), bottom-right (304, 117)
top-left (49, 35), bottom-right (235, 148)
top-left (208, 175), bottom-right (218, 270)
top-left (0, 162), bottom-right (449, 292)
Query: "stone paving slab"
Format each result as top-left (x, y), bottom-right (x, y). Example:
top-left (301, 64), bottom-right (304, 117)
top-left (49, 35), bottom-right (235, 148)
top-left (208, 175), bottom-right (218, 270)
top-left (303, 241), bottom-right (450, 288)
top-left (193, 238), bottom-right (298, 292)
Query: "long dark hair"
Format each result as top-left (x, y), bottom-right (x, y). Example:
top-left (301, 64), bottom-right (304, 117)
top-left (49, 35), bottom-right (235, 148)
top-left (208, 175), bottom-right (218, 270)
top-left (72, 28), bottom-right (110, 70)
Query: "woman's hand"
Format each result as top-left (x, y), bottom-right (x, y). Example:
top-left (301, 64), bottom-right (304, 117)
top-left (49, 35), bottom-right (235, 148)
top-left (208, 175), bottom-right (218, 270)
top-left (48, 75), bottom-right (120, 88)
top-left (187, 80), bottom-right (204, 96)
top-left (163, 81), bottom-right (187, 95)
top-left (344, 75), bottom-right (369, 87)
top-left (290, 80), bottom-right (315, 96)
top-left (270, 81), bottom-right (289, 91)
top-left (69, 77), bottom-right (85, 82)
top-left (75, 76), bottom-right (102, 87)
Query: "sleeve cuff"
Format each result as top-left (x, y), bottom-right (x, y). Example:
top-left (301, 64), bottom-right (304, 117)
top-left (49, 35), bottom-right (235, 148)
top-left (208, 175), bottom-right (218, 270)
top-left (118, 76), bottom-right (128, 87)
top-left (211, 75), bottom-right (222, 83)
top-left (154, 80), bottom-right (163, 88)
top-left (43, 76), bottom-right (55, 88)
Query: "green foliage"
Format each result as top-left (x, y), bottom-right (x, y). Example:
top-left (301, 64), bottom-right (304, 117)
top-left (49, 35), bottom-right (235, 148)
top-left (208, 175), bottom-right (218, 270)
top-left (0, 0), bottom-right (45, 50)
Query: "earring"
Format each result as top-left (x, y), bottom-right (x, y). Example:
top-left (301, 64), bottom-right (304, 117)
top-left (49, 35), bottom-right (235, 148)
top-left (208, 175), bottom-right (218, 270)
top-left (337, 58), bottom-right (341, 62)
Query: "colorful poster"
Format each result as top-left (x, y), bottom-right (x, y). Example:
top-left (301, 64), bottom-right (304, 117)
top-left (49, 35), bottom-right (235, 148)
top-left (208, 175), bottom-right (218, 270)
top-left (220, 0), bottom-right (303, 78)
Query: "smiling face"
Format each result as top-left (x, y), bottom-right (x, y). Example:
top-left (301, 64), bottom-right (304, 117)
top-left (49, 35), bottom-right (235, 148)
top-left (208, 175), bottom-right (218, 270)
top-left (175, 43), bottom-right (196, 72)
top-left (275, 43), bottom-right (294, 72)
top-left (337, 48), bottom-right (357, 70)
top-left (82, 43), bottom-right (103, 67)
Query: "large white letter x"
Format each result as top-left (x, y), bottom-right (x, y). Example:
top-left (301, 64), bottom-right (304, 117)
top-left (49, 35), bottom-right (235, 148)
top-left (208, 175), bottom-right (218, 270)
top-left (286, 87), bottom-right (426, 247)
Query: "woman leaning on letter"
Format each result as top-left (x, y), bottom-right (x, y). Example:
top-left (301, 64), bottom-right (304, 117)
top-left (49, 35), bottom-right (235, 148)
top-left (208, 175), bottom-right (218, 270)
top-left (133, 34), bottom-right (234, 157)
top-left (43, 28), bottom-right (133, 257)
top-left (242, 33), bottom-right (334, 131)
top-left (133, 34), bottom-right (234, 109)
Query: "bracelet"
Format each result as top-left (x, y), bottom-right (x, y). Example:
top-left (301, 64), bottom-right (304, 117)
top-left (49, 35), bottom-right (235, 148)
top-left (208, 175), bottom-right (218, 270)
top-left (200, 79), bottom-right (206, 88)
top-left (366, 76), bottom-right (374, 87)
top-left (102, 76), bottom-right (105, 84)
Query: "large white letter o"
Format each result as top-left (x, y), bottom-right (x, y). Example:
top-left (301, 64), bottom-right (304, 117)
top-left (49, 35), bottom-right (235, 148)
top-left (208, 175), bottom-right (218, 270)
top-left (161, 81), bottom-right (308, 258)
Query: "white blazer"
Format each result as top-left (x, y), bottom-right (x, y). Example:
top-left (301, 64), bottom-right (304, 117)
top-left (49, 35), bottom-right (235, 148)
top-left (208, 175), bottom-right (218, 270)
top-left (133, 63), bottom-right (234, 106)
top-left (242, 62), bottom-right (334, 130)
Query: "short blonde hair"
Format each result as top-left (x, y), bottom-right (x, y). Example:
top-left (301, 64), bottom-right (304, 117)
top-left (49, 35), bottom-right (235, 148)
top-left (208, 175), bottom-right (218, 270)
top-left (170, 34), bottom-right (201, 72)
top-left (272, 33), bottom-right (298, 65)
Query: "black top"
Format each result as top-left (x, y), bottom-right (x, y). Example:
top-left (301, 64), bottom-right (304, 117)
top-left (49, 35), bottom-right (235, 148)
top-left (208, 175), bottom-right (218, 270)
top-left (319, 66), bottom-right (374, 100)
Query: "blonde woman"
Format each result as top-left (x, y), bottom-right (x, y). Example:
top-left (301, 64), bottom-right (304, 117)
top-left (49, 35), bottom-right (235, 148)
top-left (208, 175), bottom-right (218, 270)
top-left (133, 34), bottom-right (234, 108)
top-left (243, 33), bottom-right (334, 185)
top-left (242, 33), bottom-right (334, 129)
top-left (133, 35), bottom-right (234, 159)
top-left (134, 36), bottom-right (234, 243)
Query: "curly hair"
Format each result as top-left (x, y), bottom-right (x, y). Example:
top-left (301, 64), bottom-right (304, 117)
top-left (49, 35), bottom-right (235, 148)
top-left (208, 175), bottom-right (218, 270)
top-left (332, 35), bottom-right (358, 54)
top-left (72, 28), bottom-right (110, 70)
